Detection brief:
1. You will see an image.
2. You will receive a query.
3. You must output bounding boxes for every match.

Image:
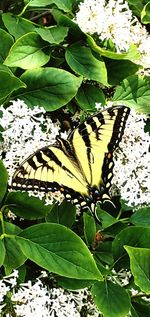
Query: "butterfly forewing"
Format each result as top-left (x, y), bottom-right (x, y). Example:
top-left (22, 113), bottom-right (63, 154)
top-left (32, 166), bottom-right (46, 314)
top-left (12, 143), bottom-right (89, 196)
top-left (70, 106), bottom-right (130, 193)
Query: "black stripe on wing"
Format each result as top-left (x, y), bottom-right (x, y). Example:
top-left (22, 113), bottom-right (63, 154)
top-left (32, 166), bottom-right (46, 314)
top-left (107, 106), bottom-right (130, 151)
top-left (101, 106), bottom-right (130, 196)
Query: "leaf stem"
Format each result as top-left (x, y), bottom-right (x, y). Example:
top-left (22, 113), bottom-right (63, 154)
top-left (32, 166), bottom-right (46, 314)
top-left (0, 208), bottom-right (5, 234)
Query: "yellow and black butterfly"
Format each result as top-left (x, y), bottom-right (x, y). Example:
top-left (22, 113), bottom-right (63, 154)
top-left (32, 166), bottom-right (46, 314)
top-left (12, 105), bottom-right (130, 219)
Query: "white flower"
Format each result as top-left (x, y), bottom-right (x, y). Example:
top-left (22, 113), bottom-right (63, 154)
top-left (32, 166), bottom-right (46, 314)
top-left (111, 268), bottom-right (132, 286)
top-left (130, 18), bottom-right (150, 68)
top-left (0, 280), bottom-right (10, 303)
top-left (112, 108), bottom-right (150, 207)
top-left (75, 0), bottom-right (133, 51)
top-left (11, 278), bottom-right (99, 317)
top-left (75, 0), bottom-right (150, 67)
top-left (0, 99), bottom-right (60, 182)
top-left (95, 102), bottom-right (102, 111)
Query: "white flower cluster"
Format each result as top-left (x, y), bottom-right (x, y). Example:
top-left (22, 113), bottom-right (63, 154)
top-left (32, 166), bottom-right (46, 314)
top-left (75, 0), bottom-right (150, 67)
top-left (0, 100), bottom-right (60, 181)
top-left (112, 108), bottom-right (150, 207)
top-left (130, 17), bottom-right (150, 68)
top-left (0, 270), bottom-right (18, 314)
top-left (111, 268), bottom-right (132, 286)
top-left (0, 271), bottom-right (99, 317)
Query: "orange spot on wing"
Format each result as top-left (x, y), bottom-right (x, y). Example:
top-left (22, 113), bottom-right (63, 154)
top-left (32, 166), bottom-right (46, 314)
top-left (107, 152), bottom-right (112, 159)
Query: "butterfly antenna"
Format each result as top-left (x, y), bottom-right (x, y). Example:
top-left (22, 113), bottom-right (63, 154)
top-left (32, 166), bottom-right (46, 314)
top-left (90, 203), bottom-right (102, 225)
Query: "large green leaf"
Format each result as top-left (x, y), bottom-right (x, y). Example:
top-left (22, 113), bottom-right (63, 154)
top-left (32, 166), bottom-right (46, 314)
top-left (106, 59), bottom-right (140, 85)
top-left (65, 44), bottom-right (108, 85)
top-left (5, 191), bottom-right (53, 220)
top-left (26, 0), bottom-right (75, 12)
top-left (0, 161), bottom-right (8, 204)
top-left (113, 75), bottom-right (150, 113)
top-left (0, 28), bottom-right (13, 62)
top-left (91, 280), bottom-right (130, 317)
top-left (4, 32), bottom-right (50, 69)
top-left (46, 201), bottom-right (76, 227)
top-left (125, 246), bottom-right (150, 293)
top-left (37, 26), bottom-right (68, 44)
top-left (75, 84), bottom-right (105, 111)
top-left (16, 223), bottom-right (103, 280)
top-left (0, 71), bottom-right (26, 103)
top-left (112, 227), bottom-right (150, 268)
top-left (2, 13), bottom-right (36, 39)
top-left (17, 67), bottom-right (82, 110)
top-left (130, 207), bottom-right (150, 227)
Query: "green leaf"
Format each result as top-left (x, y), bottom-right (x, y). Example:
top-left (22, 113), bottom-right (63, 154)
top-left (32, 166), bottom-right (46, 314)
top-left (17, 67), bottom-right (82, 110)
top-left (2, 13), bottom-right (36, 39)
top-left (112, 227), bottom-right (150, 268)
top-left (46, 201), bottom-right (76, 227)
top-left (1, 222), bottom-right (26, 273)
top-left (91, 280), bottom-right (130, 317)
top-left (75, 84), bottom-right (105, 112)
top-left (125, 246), bottom-right (150, 293)
top-left (17, 223), bottom-right (103, 280)
top-left (57, 276), bottom-right (94, 290)
top-left (127, 0), bottom-right (144, 16)
top-left (0, 28), bottom-right (13, 63)
top-left (65, 44), bottom-right (108, 85)
top-left (5, 191), bottom-right (53, 220)
top-left (141, 2), bottom-right (150, 24)
top-left (0, 71), bottom-right (26, 103)
top-left (106, 59), bottom-right (140, 85)
top-left (94, 241), bottom-right (114, 265)
top-left (52, 9), bottom-right (82, 31)
top-left (130, 207), bottom-right (150, 227)
top-left (96, 206), bottom-right (117, 229)
top-left (0, 64), bottom-right (14, 75)
top-left (26, 0), bottom-right (75, 11)
top-left (83, 213), bottom-right (96, 246)
top-left (2, 221), bottom-right (22, 236)
top-left (87, 35), bottom-right (140, 61)
top-left (4, 32), bottom-right (50, 69)
top-left (0, 240), bottom-right (5, 267)
top-left (37, 26), bottom-right (68, 44)
top-left (130, 305), bottom-right (139, 317)
top-left (113, 75), bottom-right (150, 113)
top-left (0, 161), bottom-right (8, 204)
top-left (3, 236), bottom-right (27, 274)
top-left (131, 302), bottom-right (150, 317)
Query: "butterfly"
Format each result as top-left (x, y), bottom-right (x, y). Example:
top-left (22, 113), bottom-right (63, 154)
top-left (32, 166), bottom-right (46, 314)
top-left (12, 105), bottom-right (130, 220)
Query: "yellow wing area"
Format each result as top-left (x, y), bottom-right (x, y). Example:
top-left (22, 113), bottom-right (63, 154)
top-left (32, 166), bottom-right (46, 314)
top-left (12, 143), bottom-right (89, 196)
top-left (70, 107), bottom-right (129, 188)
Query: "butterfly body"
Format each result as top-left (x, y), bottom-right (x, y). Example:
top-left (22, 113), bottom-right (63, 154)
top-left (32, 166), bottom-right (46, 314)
top-left (12, 106), bottom-right (130, 217)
